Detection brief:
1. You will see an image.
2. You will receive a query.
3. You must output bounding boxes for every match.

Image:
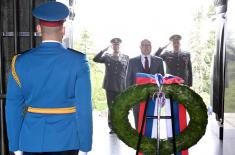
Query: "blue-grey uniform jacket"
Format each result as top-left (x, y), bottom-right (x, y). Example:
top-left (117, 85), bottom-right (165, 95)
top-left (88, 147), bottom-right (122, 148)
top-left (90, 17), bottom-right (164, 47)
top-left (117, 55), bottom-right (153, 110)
top-left (5, 42), bottom-right (93, 152)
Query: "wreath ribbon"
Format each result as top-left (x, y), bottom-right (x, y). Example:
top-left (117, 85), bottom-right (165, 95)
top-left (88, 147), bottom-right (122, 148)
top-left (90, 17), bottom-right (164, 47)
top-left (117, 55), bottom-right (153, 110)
top-left (111, 74), bottom-right (207, 155)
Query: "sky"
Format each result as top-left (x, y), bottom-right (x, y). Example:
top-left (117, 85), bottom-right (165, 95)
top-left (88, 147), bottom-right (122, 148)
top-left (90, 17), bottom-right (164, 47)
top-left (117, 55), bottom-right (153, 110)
top-left (59, 0), bottom-right (213, 57)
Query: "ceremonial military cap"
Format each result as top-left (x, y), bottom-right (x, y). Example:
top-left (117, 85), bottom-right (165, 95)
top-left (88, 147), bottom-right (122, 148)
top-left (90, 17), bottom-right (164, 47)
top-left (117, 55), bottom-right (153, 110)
top-left (110, 38), bottom-right (122, 44)
top-left (32, 2), bottom-right (69, 27)
top-left (169, 34), bottom-right (182, 41)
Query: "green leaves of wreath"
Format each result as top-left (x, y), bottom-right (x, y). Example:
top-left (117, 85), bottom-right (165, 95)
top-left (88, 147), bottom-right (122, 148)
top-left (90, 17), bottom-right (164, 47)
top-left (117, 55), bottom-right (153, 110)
top-left (111, 84), bottom-right (208, 155)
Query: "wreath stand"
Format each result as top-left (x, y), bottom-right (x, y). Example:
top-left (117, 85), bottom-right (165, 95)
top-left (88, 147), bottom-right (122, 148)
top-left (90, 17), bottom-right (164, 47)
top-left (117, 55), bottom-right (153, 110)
top-left (136, 95), bottom-right (177, 155)
top-left (111, 74), bottom-right (208, 154)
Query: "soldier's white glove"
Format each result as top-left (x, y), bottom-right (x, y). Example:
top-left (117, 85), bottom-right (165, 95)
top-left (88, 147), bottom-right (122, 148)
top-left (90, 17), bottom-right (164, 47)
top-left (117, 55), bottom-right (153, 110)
top-left (78, 151), bottom-right (87, 155)
top-left (14, 150), bottom-right (23, 155)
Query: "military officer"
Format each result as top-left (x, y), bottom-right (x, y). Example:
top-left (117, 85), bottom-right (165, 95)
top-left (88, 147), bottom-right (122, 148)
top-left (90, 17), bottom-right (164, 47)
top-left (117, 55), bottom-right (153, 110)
top-left (155, 34), bottom-right (192, 86)
top-left (93, 38), bottom-right (129, 134)
top-left (5, 2), bottom-right (92, 155)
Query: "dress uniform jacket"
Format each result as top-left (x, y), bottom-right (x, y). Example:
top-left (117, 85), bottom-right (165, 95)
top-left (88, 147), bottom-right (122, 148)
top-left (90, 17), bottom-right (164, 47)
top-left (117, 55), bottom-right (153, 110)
top-left (5, 42), bottom-right (92, 152)
top-left (93, 51), bottom-right (129, 92)
top-left (155, 50), bottom-right (192, 86)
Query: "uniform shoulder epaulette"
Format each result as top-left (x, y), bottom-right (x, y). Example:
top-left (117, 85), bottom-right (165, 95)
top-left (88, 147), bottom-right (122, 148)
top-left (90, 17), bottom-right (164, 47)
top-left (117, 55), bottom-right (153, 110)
top-left (181, 51), bottom-right (190, 56)
top-left (105, 53), bottom-right (111, 56)
top-left (164, 50), bottom-right (171, 55)
top-left (21, 49), bottom-right (32, 54)
top-left (68, 48), bottom-right (86, 55)
top-left (122, 54), bottom-right (129, 58)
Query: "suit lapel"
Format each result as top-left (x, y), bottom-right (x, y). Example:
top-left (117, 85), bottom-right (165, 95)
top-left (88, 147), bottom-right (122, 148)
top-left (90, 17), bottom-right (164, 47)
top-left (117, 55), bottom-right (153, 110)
top-left (150, 56), bottom-right (156, 73)
top-left (137, 56), bottom-right (144, 71)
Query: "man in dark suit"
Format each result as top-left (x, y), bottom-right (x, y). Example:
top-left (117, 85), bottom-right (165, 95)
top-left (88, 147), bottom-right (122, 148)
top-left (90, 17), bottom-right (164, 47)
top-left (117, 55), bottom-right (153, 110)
top-left (126, 39), bottom-right (164, 127)
top-left (93, 38), bottom-right (129, 133)
top-left (155, 34), bottom-right (192, 86)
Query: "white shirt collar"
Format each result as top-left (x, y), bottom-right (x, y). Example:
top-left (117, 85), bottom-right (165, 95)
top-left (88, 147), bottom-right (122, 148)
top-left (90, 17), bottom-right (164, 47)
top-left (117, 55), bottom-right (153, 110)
top-left (42, 40), bottom-right (62, 44)
top-left (141, 54), bottom-right (151, 68)
top-left (141, 54), bottom-right (151, 58)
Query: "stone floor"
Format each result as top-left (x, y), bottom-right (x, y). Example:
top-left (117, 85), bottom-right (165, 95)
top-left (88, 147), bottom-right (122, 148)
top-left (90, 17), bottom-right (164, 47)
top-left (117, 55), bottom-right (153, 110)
top-left (89, 111), bottom-right (235, 155)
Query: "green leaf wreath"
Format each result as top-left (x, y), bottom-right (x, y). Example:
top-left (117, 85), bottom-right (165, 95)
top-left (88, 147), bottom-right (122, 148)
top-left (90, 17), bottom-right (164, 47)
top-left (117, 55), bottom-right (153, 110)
top-left (111, 84), bottom-right (208, 155)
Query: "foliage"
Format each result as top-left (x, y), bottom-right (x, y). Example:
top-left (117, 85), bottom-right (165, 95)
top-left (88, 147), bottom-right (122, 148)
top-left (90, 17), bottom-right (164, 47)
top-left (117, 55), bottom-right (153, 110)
top-left (73, 4), bottom-right (217, 110)
top-left (74, 30), bottom-right (96, 54)
top-left (111, 84), bottom-right (208, 155)
top-left (74, 30), bottom-right (107, 111)
top-left (189, 5), bottom-right (216, 105)
top-left (87, 54), bottom-right (107, 110)
top-left (224, 61), bottom-right (235, 112)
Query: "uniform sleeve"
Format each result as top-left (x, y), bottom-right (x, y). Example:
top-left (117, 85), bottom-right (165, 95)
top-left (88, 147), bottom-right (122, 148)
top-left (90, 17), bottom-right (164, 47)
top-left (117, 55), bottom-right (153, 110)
top-left (93, 50), bottom-right (106, 63)
top-left (188, 54), bottom-right (193, 87)
top-left (75, 55), bottom-right (93, 152)
top-left (154, 47), bottom-right (164, 57)
top-left (126, 59), bottom-right (134, 88)
top-left (160, 52), bottom-right (167, 61)
top-left (124, 56), bottom-right (130, 89)
top-left (5, 62), bottom-right (25, 151)
top-left (159, 58), bottom-right (165, 76)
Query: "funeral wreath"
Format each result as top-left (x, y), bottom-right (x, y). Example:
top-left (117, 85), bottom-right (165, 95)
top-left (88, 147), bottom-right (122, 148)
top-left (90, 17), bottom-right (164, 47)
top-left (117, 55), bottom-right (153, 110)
top-left (111, 84), bottom-right (208, 155)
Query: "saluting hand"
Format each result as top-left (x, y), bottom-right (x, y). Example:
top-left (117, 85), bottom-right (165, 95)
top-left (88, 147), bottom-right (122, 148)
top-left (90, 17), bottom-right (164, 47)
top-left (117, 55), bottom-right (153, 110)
top-left (162, 42), bottom-right (171, 49)
top-left (102, 46), bottom-right (110, 53)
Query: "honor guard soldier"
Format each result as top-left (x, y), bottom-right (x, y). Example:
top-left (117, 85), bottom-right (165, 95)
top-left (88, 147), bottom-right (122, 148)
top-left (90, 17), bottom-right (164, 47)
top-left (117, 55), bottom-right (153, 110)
top-left (93, 38), bottom-right (129, 134)
top-left (5, 2), bottom-right (92, 155)
top-left (155, 34), bottom-right (192, 86)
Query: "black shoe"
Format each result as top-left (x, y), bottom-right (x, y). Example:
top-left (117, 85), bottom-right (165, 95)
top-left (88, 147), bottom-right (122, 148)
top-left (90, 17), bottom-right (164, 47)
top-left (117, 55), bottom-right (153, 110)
top-left (109, 130), bottom-right (115, 134)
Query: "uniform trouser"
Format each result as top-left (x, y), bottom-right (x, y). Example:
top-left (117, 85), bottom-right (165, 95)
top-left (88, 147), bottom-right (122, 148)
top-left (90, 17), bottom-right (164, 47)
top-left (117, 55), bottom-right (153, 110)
top-left (23, 150), bottom-right (79, 155)
top-left (133, 104), bottom-right (140, 129)
top-left (106, 90), bottom-right (120, 129)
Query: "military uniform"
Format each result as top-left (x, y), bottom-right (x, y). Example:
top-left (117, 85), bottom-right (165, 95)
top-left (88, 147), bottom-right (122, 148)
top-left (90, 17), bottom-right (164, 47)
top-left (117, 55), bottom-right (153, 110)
top-left (156, 50), bottom-right (192, 86)
top-left (93, 38), bottom-right (129, 130)
top-left (5, 2), bottom-right (92, 155)
top-left (94, 52), bottom-right (129, 91)
top-left (155, 34), bottom-right (192, 86)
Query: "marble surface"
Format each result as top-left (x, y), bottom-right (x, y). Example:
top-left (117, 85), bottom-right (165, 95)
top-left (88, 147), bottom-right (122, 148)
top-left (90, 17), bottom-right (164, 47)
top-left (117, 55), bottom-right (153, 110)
top-left (89, 111), bottom-right (235, 155)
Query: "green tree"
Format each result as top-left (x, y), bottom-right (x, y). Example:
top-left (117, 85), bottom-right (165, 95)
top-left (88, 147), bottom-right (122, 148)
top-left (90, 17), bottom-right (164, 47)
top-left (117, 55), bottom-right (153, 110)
top-left (189, 5), bottom-right (216, 104)
top-left (74, 30), bottom-right (95, 54)
top-left (74, 30), bottom-right (107, 111)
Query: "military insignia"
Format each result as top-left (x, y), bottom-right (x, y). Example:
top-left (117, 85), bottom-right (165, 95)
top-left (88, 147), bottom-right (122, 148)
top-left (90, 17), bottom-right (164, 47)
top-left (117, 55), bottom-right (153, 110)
top-left (68, 48), bottom-right (86, 55)
top-left (110, 38), bottom-right (122, 44)
top-left (121, 58), bottom-right (128, 63)
top-left (169, 34), bottom-right (182, 41)
top-left (182, 56), bottom-right (189, 65)
top-left (166, 57), bottom-right (174, 62)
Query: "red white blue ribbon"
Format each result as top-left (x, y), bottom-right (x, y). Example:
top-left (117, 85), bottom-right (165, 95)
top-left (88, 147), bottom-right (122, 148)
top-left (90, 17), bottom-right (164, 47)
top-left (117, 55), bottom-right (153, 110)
top-left (135, 73), bottom-right (188, 155)
top-left (154, 74), bottom-right (166, 154)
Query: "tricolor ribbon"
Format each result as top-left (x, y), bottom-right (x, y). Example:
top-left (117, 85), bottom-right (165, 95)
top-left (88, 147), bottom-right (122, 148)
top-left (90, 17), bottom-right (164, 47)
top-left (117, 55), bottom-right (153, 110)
top-left (136, 73), bottom-right (186, 155)
top-left (163, 74), bottom-right (184, 85)
top-left (154, 74), bottom-right (166, 154)
top-left (155, 74), bottom-right (163, 88)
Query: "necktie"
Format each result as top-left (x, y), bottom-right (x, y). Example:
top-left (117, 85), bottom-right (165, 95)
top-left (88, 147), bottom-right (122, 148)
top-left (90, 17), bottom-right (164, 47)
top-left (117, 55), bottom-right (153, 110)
top-left (144, 56), bottom-right (150, 73)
